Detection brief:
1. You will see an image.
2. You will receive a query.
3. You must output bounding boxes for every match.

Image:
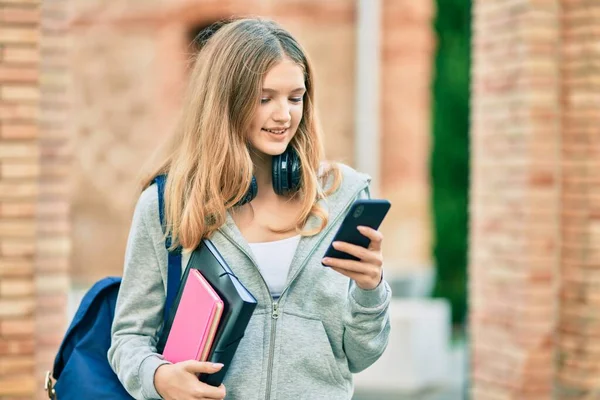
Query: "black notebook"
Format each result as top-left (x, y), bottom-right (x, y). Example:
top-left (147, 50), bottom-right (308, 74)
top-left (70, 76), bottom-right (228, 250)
top-left (157, 239), bottom-right (257, 387)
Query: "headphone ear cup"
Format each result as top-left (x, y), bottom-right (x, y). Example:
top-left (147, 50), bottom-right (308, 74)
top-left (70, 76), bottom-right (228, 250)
top-left (272, 152), bottom-right (282, 195)
top-left (280, 150), bottom-right (291, 194)
top-left (237, 175), bottom-right (258, 206)
top-left (272, 147), bottom-right (301, 196)
top-left (289, 148), bottom-right (301, 191)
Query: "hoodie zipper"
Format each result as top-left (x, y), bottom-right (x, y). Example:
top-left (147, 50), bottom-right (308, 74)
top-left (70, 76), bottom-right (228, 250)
top-left (214, 236), bottom-right (280, 399)
top-left (217, 183), bottom-right (367, 399)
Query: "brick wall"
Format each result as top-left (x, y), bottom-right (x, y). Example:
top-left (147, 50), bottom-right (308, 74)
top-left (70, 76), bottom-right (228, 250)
top-left (0, 0), bottom-right (69, 398)
top-left (471, 0), bottom-right (600, 398)
top-left (0, 0), bottom-right (41, 398)
top-left (470, 0), bottom-right (560, 398)
top-left (555, 0), bottom-right (600, 397)
top-left (36, 0), bottom-right (70, 398)
top-left (380, 0), bottom-right (434, 270)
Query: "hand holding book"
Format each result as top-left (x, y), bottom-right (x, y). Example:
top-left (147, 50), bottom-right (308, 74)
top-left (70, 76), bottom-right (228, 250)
top-left (154, 361), bottom-right (226, 400)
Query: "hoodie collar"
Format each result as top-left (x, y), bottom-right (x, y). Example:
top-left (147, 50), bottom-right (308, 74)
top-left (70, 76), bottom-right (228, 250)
top-left (218, 165), bottom-right (371, 277)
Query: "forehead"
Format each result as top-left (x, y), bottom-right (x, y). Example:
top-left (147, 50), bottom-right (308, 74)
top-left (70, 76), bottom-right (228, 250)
top-left (262, 58), bottom-right (305, 90)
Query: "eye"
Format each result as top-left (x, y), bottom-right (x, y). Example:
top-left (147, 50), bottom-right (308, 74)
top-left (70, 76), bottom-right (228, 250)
top-left (260, 98), bottom-right (270, 104)
top-left (289, 97), bottom-right (303, 103)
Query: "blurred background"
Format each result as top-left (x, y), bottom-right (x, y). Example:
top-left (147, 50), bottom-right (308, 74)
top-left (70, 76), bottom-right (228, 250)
top-left (1, 0), bottom-right (597, 399)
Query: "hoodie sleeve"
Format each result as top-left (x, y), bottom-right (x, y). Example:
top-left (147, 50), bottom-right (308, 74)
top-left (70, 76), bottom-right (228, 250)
top-left (108, 185), bottom-right (171, 400)
top-left (342, 187), bottom-right (392, 373)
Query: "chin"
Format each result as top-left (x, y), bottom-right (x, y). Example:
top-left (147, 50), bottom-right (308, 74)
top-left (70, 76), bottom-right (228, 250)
top-left (253, 138), bottom-right (292, 156)
top-left (260, 143), bottom-right (289, 156)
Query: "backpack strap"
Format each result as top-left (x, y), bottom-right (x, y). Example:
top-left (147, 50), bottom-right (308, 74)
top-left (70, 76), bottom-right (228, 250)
top-left (152, 174), bottom-right (182, 323)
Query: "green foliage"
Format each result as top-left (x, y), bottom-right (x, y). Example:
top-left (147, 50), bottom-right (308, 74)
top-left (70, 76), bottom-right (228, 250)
top-left (430, 0), bottom-right (471, 325)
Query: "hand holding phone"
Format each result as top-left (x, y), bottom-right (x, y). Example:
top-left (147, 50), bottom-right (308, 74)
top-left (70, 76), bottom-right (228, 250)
top-left (321, 199), bottom-right (391, 290)
top-left (322, 199), bottom-right (391, 262)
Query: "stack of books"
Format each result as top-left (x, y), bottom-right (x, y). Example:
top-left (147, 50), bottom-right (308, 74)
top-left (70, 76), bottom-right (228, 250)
top-left (158, 239), bottom-right (257, 386)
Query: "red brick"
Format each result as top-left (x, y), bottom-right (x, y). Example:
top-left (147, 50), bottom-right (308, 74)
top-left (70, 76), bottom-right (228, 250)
top-left (0, 221), bottom-right (35, 238)
top-left (0, 258), bottom-right (33, 277)
top-left (39, 181), bottom-right (69, 198)
top-left (0, 375), bottom-right (35, 396)
top-left (0, 142), bottom-right (37, 159)
top-left (0, 356), bottom-right (34, 375)
top-left (38, 162), bottom-right (70, 178)
top-left (0, 318), bottom-right (34, 336)
top-left (39, 126), bottom-right (67, 140)
top-left (0, 339), bottom-right (34, 356)
top-left (0, 278), bottom-right (35, 298)
top-left (0, 27), bottom-right (39, 44)
top-left (0, 66), bottom-right (38, 83)
top-left (0, 182), bottom-right (37, 200)
top-left (0, 202), bottom-right (35, 218)
top-left (40, 69), bottom-right (67, 88)
top-left (0, 6), bottom-right (41, 24)
top-left (0, 0), bottom-right (40, 4)
top-left (37, 333), bottom-right (62, 348)
top-left (37, 237), bottom-right (70, 257)
top-left (0, 124), bottom-right (37, 139)
top-left (35, 294), bottom-right (66, 312)
top-left (1, 46), bottom-right (38, 64)
top-left (37, 313), bottom-right (65, 334)
top-left (36, 200), bottom-right (68, 218)
top-left (38, 219), bottom-right (69, 235)
top-left (0, 85), bottom-right (40, 102)
top-left (0, 104), bottom-right (38, 121)
top-left (0, 240), bottom-right (35, 257)
top-left (0, 162), bottom-right (39, 179)
top-left (35, 273), bottom-right (69, 294)
top-left (35, 256), bottom-right (68, 273)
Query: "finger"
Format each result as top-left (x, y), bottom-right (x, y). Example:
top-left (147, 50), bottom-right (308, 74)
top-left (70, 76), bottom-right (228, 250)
top-left (357, 226), bottom-right (383, 251)
top-left (330, 266), bottom-right (365, 282)
top-left (196, 383), bottom-right (226, 399)
top-left (182, 360), bottom-right (224, 375)
top-left (322, 257), bottom-right (371, 274)
top-left (331, 241), bottom-right (379, 263)
top-left (331, 266), bottom-right (382, 290)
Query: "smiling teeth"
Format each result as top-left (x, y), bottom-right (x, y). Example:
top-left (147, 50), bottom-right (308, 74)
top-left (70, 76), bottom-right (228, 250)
top-left (264, 128), bottom-right (286, 134)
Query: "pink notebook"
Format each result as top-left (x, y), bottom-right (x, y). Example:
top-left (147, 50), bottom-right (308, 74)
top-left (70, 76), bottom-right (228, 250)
top-left (163, 269), bottom-right (224, 363)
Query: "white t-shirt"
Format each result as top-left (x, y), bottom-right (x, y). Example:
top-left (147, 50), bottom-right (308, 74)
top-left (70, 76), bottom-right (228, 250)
top-left (248, 235), bottom-right (301, 298)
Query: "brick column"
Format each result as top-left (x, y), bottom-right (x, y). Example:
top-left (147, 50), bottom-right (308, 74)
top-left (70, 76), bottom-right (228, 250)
top-left (380, 0), bottom-right (434, 271)
top-left (470, 1), bottom-right (560, 398)
top-left (36, 0), bottom-right (70, 398)
top-left (0, 1), bottom-right (41, 398)
top-left (555, 1), bottom-right (600, 397)
top-left (0, 1), bottom-right (69, 399)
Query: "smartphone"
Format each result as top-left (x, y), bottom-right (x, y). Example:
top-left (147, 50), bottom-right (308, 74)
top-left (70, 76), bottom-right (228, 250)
top-left (322, 199), bottom-right (391, 263)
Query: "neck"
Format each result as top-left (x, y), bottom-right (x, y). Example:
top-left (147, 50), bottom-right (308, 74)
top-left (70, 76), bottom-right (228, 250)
top-left (250, 150), bottom-right (274, 196)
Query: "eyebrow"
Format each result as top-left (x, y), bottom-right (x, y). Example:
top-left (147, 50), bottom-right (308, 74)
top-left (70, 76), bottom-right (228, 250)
top-left (262, 87), bottom-right (306, 94)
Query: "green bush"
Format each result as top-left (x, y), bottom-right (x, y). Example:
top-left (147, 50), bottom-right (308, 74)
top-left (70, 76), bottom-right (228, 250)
top-left (430, 0), bottom-right (471, 325)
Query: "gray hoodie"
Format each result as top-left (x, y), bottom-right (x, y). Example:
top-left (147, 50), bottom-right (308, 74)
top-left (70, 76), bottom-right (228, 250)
top-left (108, 164), bottom-right (391, 400)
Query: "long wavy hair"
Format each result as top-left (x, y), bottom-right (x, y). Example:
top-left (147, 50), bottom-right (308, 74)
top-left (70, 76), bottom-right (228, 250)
top-left (142, 17), bottom-right (341, 251)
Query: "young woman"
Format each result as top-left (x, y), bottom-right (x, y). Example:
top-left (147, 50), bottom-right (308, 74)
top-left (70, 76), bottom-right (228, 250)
top-left (108, 17), bottom-right (391, 400)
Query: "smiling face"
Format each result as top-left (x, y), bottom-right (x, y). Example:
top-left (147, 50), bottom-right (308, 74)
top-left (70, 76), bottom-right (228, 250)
top-left (247, 57), bottom-right (306, 157)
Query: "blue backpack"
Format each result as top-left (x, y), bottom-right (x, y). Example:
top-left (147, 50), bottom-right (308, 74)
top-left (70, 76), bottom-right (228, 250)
top-left (45, 175), bottom-right (182, 399)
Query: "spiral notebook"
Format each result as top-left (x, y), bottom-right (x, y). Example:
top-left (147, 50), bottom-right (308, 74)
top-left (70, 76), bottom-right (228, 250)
top-left (162, 269), bottom-right (224, 363)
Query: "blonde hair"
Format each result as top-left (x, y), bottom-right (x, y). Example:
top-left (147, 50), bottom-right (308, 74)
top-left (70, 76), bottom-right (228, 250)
top-left (142, 17), bottom-right (341, 251)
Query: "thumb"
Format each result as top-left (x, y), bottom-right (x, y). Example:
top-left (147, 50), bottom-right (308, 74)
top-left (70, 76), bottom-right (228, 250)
top-left (181, 360), bottom-right (224, 374)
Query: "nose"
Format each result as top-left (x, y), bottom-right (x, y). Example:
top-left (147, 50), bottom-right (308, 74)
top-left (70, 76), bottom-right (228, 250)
top-left (272, 100), bottom-right (291, 124)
